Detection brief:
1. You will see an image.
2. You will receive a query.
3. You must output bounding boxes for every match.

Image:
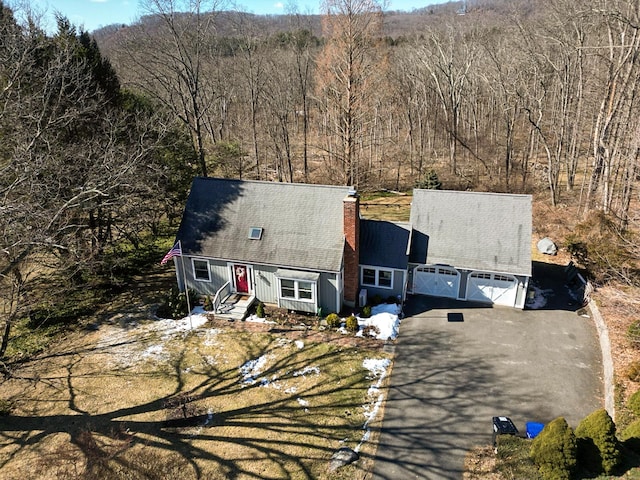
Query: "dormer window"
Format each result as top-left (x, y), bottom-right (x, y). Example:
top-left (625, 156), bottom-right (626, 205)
top-left (248, 227), bottom-right (263, 240)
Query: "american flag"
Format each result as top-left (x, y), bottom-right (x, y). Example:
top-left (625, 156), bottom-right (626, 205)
top-left (161, 241), bottom-right (182, 265)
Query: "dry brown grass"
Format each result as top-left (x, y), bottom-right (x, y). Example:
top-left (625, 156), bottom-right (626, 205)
top-left (463, 446), bottom-right (501, 479)
top-left (360, 193), bottom-right (412, 222)
top-left (0, 299), bottom-right (392, 479)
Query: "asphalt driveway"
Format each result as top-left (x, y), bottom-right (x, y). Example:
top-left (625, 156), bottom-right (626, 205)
top-left (371, 279), bottom-right (603, 479)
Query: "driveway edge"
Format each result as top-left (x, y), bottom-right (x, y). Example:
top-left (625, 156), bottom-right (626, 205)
top-left (588, 298), bottom-right (615, 419)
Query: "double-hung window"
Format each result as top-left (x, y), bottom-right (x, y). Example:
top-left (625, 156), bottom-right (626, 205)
top-left (361, 267), bottom-right (393, 289)
top-left (192, 259), bottom-right (211, 282)
top-left (279, 278), bottom-right (314, 302)
top-left (275, 269), bottom-right (318, 304)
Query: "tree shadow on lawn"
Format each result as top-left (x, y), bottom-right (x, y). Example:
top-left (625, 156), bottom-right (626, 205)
top-left (0, 328), bottom-right (385, 479)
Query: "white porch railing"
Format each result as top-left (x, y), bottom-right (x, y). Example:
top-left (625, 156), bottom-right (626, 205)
top-left (211, 281), bottom-right (231, 314)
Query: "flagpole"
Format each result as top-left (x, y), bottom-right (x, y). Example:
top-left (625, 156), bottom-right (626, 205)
top-left (177, 240), bottom-right (193, 330)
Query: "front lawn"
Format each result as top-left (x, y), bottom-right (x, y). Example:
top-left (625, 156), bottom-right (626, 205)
top-left (0, 312), bottom-right (391, 480)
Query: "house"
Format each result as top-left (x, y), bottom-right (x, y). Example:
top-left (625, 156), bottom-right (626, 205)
top-left (171, 177), bottom-right (532, 317)
top-left (173, 177), bottom-right (361, 316)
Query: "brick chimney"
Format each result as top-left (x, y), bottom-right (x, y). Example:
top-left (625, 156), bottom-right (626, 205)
top-left (343, 189), bottom-right (360, 308)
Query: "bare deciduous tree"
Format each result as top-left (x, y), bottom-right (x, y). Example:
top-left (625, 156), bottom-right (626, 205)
top-left (315, 0), bottom-right (387, 186)
top-left (414, 26), bottom-right (477, 176)
top-left (116, 0), bottom-right (224, 177)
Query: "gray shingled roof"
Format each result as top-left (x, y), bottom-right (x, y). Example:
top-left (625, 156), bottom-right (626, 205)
top-left (176, 177), bottom-right (351, 272)
top-left (409, 189), bottom-right (532, 276)
top-left (359, 220), bottom-right (410, 269)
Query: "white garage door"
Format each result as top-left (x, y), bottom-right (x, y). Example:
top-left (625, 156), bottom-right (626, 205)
top-left (413, 265), bottom-right (460, 299)
top-left (466, 272), bottom-right (518, 307)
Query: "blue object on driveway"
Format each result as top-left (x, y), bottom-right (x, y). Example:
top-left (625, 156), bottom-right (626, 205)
top-left (526, 422), bottom-right (545, 438)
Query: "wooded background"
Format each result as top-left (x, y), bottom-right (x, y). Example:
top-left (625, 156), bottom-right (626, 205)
top-left (98, 0), bottom-right (640, 222)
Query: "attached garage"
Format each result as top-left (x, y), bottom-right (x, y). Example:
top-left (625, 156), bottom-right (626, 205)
top-left (408, 190), bottom-right (532, 309)
top-left (413, 265), bottom-right (460, 299)
top-left (466, 272), bottom-right (518, 307)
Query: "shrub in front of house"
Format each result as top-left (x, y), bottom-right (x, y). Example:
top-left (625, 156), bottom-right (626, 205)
top-left (361, 305), bottom-right (372, 318)
top-left (530, 417), bottom-right (577, 480)
top-left (157, 287), bottom-right (199, 319)
top-left (620, 419), bottom-right (640, 453)
top-left (575, 408), bottom-right (620, 475)
top-left (628, 389), bottom-right (640, 416)
top-left (345, 315), bottom-right (359, 333)
top-left (203, 295), bottom-right (213, 311)
top-left (325, 313), bottom-right (341, 329)
top-left (370, 294), bottom-right (383, 306)
top-left (255, 302), bottom-right (265, 319)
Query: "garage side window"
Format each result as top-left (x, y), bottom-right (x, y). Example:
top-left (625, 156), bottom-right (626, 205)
top-left (361, 267), bottom-right (393, 289)
top-left (192, 259), bottom-right (211, 282)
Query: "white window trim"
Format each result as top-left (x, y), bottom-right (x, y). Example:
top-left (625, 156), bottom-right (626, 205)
top-left (277, 277), bottom-right (316, 303)
top-left (360, 266), bottom-right (394, 290)
top-left (191, 258), bottom-right (211, 282)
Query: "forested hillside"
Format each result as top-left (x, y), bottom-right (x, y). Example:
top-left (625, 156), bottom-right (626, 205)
top-left (99, 0), bottom-right (638, 216)
top-left (1, 0), bottom-right (639, 360)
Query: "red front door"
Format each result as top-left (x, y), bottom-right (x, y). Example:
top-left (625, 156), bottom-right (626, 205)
top-left (233, 265), bottom-right (249, 293)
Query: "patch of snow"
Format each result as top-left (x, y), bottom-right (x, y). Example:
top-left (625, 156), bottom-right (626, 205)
top-left (526, 285), bottom-right (552, 310)
top-left (285, 386), bottom-right (298, 394)
top-left (98, 310), bottom-right (215, 368)
top-left (295, 340), bottom-right (304, 349)
top-left (199, 328), bottom-right (221, 346)
top-left (141, 344), bottom-right (166, 361)
top-left (240, 355), bottom-right (271, 385)
top-left (356, 312), bottom-right (401, 340)
top-left (363, 358), bottom-right (391, 385)
top-left (204, 409), bottom-right (214, 425)
top-left (356, 358), bottom-right (392, 452)
top-left (371, 303), bottom-right (402, 316)
top-left (157, 313), bottom-right (210, 339)
top-left (261, 375), bottom-right (285, 390)
top-left (245, 314), bottom-right (276, 324)
top-left (293, 366), bottom-right (320, 377)
top-left (297, 397), bottom-right (309, 406)
top-left (190, 408), bottom-right (215, 437)
top-left (239, 356), bottom-right (287, 389)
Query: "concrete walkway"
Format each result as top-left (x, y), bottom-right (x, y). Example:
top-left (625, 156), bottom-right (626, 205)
top-left (371, 295), bottom-right (603, 479)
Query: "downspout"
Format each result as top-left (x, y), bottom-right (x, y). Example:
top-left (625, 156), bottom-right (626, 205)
top-left (336, 271), bottom-right (342, 315)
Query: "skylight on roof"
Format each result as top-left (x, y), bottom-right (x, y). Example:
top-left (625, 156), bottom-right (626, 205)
top-left (249, 227), bottom-right (263, 240)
